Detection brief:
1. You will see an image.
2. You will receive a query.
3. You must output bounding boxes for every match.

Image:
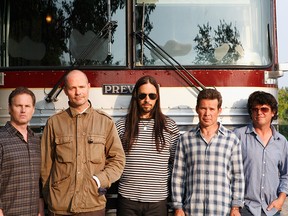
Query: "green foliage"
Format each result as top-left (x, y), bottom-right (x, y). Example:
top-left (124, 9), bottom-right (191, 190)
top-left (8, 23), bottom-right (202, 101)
top-left (278, 87), bottom-right (288, 123)
top-left (278, 87), bottom-right (288, 139)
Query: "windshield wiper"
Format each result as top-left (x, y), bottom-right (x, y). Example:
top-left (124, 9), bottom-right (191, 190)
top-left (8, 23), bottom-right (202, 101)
top-left (45, 21), bottom-right (117, 103)
top-left (134, 31), bottom-right (206, 92)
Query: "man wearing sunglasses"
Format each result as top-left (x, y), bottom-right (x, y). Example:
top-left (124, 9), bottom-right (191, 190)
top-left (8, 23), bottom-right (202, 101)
top-left (115, 75), bottom-right (180, 216)
top-left (234, 91), bottom-right (288, 216)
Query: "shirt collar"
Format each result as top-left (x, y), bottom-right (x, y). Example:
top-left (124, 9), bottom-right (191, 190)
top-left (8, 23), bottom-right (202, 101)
top-left (246, 123), bottom-right (280, 140)
top-left (196, 122), bottom-right (226, 136)
top-left (5, 121), bottom-right (34, 137)
top-left (68, 100), bottom-right (92, 117)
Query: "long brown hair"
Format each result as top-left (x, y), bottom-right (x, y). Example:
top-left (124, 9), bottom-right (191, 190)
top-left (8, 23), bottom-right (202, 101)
top-left (123, 75), bottom-right (167, 153)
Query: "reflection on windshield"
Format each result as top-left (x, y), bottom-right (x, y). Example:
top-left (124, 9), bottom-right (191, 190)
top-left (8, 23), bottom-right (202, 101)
top-left (135, 0), bottom-right (272, 66)
top-left (2, 0), bottom-right (126, 67)
top-left (1, 0), bottom-right (272, 68)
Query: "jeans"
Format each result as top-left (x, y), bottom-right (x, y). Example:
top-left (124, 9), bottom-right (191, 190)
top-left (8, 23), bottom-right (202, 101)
top-left (240, 205), bottom-right (281, 216)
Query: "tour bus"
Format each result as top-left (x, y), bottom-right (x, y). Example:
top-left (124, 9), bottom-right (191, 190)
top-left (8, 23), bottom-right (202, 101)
top-left (0, 0), bottom-right (286, 213)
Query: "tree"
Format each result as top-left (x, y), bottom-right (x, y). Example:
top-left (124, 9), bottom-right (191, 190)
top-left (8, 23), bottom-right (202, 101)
top-left (278, 87), bottom-right (288, 138)
top-left (193, 23), bottom-right (214, 64)
top-left (135, 3), bottom-right (156, 65)
top-left (62, 0), bottom-right (125, 65)
top-left (193, 20), bottom-right (243, 65)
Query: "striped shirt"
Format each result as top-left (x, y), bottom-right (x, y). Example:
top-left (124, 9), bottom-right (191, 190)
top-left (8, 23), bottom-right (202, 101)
top-left (0, 121), bottom-right (41, 215)
top-left (171, 123), bottom-right (244, 216)
top-left (116, 117), bottom-right (180, 202)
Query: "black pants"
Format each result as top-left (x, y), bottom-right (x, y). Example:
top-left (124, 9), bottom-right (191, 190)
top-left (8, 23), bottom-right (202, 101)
top-left (116, 194), bottom-right (168, 216)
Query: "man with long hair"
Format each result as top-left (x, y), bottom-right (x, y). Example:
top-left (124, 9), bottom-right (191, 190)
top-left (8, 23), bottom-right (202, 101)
top-left (116, 75), bottom-right (180, 216)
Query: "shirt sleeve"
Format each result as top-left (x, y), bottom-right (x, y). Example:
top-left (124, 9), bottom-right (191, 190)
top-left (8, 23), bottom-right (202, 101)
top-left (168, 120), bottom-right (180, 177)
top-left (278, 138), bottom-right (288, 195)
top-left (95, 120), bottom-right (126, 188)
top-left (40, 119), bottom-right (54, 202)
top-left (230, 135), bottom-right (245, 207)
top-left (171, 135), bottom-right (186, 210)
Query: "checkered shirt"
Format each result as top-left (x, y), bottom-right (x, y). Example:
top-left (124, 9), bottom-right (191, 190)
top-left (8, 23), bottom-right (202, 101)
top-left (171, 123), bottom-right (244, 216)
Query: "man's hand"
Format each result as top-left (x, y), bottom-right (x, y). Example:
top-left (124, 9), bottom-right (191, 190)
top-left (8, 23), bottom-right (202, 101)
top-left (38, 198), bottom-right (45, 216)
top-left (230, 207), bottom-right (241, 216)
top-left (0, 209), bottom-right (4, 216)
top-left (174, 208), bottom-right (185, 216)
top-left (267, 192), bottom-right (286, 211)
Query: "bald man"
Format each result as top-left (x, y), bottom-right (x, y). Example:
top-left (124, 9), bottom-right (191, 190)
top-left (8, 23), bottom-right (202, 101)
top-left (41, 70), bottom-right (125, 216)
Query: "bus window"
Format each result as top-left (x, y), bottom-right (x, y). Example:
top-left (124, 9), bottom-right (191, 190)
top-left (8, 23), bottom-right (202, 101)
top-left (0, 0), bottom-right (126, 67)
top-left (135, 0), bottom-right (272, 67)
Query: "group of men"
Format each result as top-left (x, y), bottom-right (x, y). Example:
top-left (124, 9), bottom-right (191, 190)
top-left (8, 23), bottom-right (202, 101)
top-left (0, 69), bottom-right (287, 216)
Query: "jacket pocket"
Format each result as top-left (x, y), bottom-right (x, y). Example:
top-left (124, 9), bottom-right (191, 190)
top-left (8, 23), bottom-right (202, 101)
top-left (87, 135), bottom-right (105, 163)
top-left (55, 136), bottom-right (73, 162)
top-left (50, 175), bottom-right (72, 211)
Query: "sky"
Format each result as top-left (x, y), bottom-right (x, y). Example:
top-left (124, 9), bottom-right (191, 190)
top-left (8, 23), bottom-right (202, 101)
top-left (276, 0), bottom-right (288, 88)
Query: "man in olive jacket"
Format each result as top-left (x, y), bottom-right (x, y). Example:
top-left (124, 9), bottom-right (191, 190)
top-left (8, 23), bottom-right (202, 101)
top-left (41, 70), bottom-right (125, 215)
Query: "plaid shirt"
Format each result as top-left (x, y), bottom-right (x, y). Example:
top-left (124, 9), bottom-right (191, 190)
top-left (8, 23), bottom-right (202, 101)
top-left (171, 123), bottom-right (244, 216)
top-left (0, 122), bottom-right (41, 215)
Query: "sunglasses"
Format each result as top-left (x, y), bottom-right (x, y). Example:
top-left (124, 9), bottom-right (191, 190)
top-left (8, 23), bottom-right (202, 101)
top-left (251, 107), bottom-right (270, 113)
top-left (138, 93), bottom-right (157, 100)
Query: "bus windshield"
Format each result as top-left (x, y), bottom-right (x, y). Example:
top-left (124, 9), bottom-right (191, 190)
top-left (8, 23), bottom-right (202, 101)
top-left (0, 0), bottom-right (126, 67)
top-left (0, 0), bottom-right (273, 68)
top-left (135, 0), bottom-right (273, 66)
